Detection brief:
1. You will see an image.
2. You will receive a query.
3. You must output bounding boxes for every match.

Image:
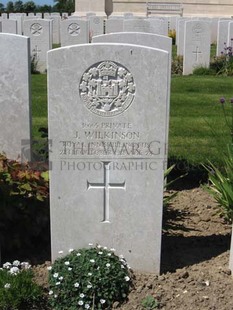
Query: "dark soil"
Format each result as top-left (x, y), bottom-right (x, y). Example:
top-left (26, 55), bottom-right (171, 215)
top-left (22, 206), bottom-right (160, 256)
top-left (33, 188), bottom-right (233, 309)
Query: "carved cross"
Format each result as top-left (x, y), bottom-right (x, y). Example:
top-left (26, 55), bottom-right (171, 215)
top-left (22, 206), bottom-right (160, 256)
top-left (87, 161), bottom-right (126, 223)
top-left (192, 46), bottom-right (202, 62)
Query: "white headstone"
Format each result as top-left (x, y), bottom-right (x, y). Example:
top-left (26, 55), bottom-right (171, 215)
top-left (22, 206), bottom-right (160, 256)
top-left (210, 17), bottom-right (219, 44)
top-left (148, 17), bottom-right (168, 36)
top-left (227, 22), bottom-right (233, 48)
top-left (9, 15), bottom-right (23, 34)
top-left (48, 15), bottom-right (61, 44)
top-left (2, 19), bottom-right (17, 34)
top-left (217, 20), bottom-right (232, 56)
top-left (105, 18), bottom-right (124, 34)
top-left (0, 33), bottom-right (31, 161)
top-left (183, 21), bottom-right (211, 75)
top-left (168, 16), bottom-right (178, 32)
top-left (23, 16), bottom-right (41, 21)
top-left (89, 15), bottom-right (104, 40)
top-left (1, 13), bottom-right (8, 20)
top-left (177, 18), bottom-right (190, 56)
top-left (92, 32), bottom-right (172, 160)
top-left (48, 42), bottom-right (169, 273)
top-left (24, 19), bottom-right (52, 73)
top-left (60, 19), bottom-right (89, 46)
top-left (123, 19), bottom-right (151, 33)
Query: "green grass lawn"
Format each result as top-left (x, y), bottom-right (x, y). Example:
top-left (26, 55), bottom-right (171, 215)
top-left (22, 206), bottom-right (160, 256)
top-left (169, 75), bottom-right (233, 166)
top-left (31, 74), bottom-right (47, 138)
top-left (31, 73), bottom-right (233, 168)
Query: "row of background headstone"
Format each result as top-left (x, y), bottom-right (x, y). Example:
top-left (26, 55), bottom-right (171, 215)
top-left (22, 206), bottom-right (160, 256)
top-left (0, 15), bottom-right (231, 75)
top-left (0, 13), bottom-right (232, 43)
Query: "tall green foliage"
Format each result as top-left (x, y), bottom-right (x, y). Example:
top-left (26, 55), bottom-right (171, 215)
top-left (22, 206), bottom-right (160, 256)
top-left (203, 97), bottom-right (233, 222)
top-left (203, 145), bottom-right (233, 222)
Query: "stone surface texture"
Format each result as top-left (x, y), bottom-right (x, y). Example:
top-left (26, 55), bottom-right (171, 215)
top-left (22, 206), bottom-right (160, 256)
top-left (48, 43), bottom-right (169, 273)
top-left (217, 20), bottom-right (231, 56)
top-left (2, 19), bottom-right (17, 34)
top-left (92, 32), bottom-right (172, 157)
top-left (0, 33), bottom-right (31, 161)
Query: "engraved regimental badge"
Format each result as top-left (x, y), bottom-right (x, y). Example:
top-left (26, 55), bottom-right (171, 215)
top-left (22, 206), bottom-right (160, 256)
top-left (79, 61), bottom-right (136, 117)
top-left (30, 23), bottom-right (43, 36)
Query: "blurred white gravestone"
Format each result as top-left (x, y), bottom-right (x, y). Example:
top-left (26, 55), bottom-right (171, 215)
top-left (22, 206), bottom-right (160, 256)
top-left (217, 20), bottom-right (232, 56)
top-left (24, 19), bottom-right (52, 73)
top-left (183, 21), bottom-right (211, 75)
top-left (48, 43), bottom-right (169, 273)
top-left (89, 15), bottom-right (104, 39)
top-left (1, 13), bottom-right (7, 19)
top-left (123, 19), bottom-right (151, 33)
top-left (227, 22), bottom-right (233, 47)
top-left (0, 33), bottom-right (32, 162)
top-left (2, 19), bottom-right (17, 34)
top-left (48, 15), bottom-right (61, 44)
top-left (105, 18), bottom-right (124, 34)
top-left (60, 19), bottom-right (89, 46)
top-left (9, 15), bottom-right (23, 34)
top-left (148, 18), bottom-right (168, 36)
top-left (177, 18), bottom-right (190, 56)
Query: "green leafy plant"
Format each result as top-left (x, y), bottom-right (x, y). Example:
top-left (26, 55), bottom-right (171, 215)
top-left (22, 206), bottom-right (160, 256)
top-left (0, 154), bottom-right (49, 259)
top-left (0, 260), bottom-right (45, 310)
top-left (141, 295), bottom-right (159, 309)
top-left (203, 97), bottom-right (233, 222)
top-left (168, 29), bottom-right (176, 45)
top-left (48, 245), bottom-right (133, 309)
top-left (171, 55), bottom-right (183, 75)
top-left (203, 144), bottom-right (233, 222)
top-left (210, 43), bottom-right (233, 76)
top-left (192, 66), bottom-right (215, 75)
top-left (163, 164), bottom-right (187, 207)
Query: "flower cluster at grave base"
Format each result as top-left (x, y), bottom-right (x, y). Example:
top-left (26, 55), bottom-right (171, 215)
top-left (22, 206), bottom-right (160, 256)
top-left (0, 260), bottom-right (44, 310)
top-left (48, 245), bottom-right (133, 310)
top-left (0, 153), bottom-right (50, 255)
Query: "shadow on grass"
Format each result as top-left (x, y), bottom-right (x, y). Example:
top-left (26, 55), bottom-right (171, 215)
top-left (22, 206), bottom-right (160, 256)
top-left (161, 233), bottom-right (231, 273)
